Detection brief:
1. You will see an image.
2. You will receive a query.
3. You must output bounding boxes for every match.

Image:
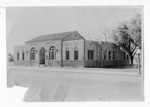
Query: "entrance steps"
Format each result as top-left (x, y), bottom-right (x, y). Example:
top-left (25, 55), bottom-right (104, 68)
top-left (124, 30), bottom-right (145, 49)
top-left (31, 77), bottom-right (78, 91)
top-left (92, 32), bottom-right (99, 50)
top-left (39, 64), bottom-right (47, 67)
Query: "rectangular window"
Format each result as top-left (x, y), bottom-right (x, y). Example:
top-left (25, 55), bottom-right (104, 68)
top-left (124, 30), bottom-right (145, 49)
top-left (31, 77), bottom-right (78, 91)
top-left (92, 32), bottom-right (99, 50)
top-left (17, 52), bottom-right (19, 60)
top-left (22, 52), bottom-right (24, 60)
top-left (108, 51), bottom-right (111, 60)
top-left (74, 51), bottom-right (78, 60)
top-left (88, 50), bottom-right (94, 60)
top-left (66, 51), bottom-right (69, 60)
top-left (104, 54), bottom-right (106, 60)
top-left (124, 52), bottom-right (126, 60)
top-left (127, 55), bottom-right (129, 60)
top-left (113, 51), bottom-right (115, 60)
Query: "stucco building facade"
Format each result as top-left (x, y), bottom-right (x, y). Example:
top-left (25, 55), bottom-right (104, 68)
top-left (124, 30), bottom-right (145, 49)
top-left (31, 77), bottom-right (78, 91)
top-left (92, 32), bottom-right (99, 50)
top-left (14, 31), bottom-right (129, 67)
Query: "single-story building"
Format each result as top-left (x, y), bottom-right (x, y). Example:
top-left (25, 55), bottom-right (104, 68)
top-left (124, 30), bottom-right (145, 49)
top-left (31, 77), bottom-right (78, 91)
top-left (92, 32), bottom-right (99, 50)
top-left (14, 31), bottom-right (129, 67)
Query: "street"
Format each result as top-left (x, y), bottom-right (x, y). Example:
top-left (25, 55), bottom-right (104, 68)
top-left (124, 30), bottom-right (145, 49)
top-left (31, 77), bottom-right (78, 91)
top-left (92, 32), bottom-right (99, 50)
top-left (7, 66), bottom-right (143, 101)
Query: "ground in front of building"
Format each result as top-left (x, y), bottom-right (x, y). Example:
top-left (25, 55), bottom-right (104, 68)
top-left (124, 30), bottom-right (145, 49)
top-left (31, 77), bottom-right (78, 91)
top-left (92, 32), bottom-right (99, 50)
top-left (7, 66), bottom-right (143, 101)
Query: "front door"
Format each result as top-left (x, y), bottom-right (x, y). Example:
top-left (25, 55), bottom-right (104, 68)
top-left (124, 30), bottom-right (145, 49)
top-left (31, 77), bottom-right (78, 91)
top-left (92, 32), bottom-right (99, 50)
top-left (39, 47), bottom-right (45, 64)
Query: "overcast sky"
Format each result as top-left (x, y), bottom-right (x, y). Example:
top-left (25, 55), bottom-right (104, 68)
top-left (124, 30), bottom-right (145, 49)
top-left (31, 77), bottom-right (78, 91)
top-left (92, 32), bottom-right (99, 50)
top-left (6, 6), bottom-right (142, 54)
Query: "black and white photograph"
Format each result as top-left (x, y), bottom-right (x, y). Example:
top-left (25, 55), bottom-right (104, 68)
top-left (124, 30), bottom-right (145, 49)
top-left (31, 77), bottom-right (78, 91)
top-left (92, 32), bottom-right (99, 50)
top-left (5, 6), bottom-right (144, 102)
top-left (6, 6), bottom-right (144, 101)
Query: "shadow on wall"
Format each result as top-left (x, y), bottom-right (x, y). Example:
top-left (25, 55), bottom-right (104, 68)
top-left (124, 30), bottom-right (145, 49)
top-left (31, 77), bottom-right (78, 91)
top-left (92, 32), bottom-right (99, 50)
top-left (102, 65), bottom-right (132, 69)
top-left (86, 65), bottom-right (132, 69)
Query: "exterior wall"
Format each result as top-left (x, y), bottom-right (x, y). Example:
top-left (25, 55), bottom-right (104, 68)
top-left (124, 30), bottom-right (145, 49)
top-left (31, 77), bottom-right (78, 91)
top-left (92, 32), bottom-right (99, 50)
top-left (99, 44), bottom-right (130, 67)
top-left (14, 60), bottom-right (39, 66)
top-left (63, 61), bottom-right (85, 67)
top-left (84, 40), bottom-right (98, 67)
top-left (115, 49), bottom-right (130, 66)
top-left (14, 40), bottom-right (62, 66)
top-left (13, 31), bottom-right (130, 68)
top-left (63, 31), bottom-right (84, 41)
top-left (63, 39), bottom-right (85, 67)
top-left (85, 60), bottom-right (97, 67)
top-left (14, 45), bottom-right (27, 65)
top-left (13, 31), bottom-right (85, 67)
top-left (26, 40), bottom-right (62, 66)
top-left (48, 61), bottom-right (61, 66)
top-left (13, 61), bottom-right (27, 66)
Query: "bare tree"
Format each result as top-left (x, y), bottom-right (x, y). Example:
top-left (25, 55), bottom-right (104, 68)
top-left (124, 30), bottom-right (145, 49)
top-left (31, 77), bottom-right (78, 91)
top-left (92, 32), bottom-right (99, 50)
top-left (84, 31), bottom-right (111, 67)
top-left (98, 26), bottom-right (114, 42)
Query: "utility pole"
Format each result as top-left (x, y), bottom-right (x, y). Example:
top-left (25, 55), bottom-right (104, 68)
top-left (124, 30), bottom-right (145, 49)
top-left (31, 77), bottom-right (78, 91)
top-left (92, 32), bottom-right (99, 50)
top-left (136, 48), bottom-right (141, 74)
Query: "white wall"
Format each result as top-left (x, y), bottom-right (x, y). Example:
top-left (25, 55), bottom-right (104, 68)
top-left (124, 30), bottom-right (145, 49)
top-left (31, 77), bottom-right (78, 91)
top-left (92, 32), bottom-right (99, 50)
top-left (26, 40), bottom-right (62, 61)
top-left (14, 45), bottom-right (26, 61)
top-left (85, 40), bottom-right (98, 61)
top-left (63, 39), bottom-right (84, 61)
top-left (14, 40), bottom-right (62, 62)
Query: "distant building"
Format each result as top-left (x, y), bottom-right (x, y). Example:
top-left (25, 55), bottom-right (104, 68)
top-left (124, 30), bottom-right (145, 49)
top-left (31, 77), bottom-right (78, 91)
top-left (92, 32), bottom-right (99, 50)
top-left (14, 31), bottom-right (129, 67)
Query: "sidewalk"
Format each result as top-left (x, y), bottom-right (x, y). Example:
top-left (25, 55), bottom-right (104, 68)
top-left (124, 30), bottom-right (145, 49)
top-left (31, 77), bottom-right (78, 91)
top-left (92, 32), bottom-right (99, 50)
top-left (8, 66), bottom-right (142, 77)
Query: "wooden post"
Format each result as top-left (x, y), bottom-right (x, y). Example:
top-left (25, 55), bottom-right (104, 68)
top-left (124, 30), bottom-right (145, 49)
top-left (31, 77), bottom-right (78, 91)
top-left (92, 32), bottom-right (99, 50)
top-left (136, 48), bottom-right (141, 74)
top-left (138, 54), bottom-right (141, 74)
top-left (61, 39), bottom-right (63, 67)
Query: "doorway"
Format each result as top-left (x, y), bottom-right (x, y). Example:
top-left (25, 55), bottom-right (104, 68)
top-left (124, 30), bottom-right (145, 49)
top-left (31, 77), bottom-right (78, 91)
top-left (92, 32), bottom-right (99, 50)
top-left (39, 47), bottom-right (45, 64)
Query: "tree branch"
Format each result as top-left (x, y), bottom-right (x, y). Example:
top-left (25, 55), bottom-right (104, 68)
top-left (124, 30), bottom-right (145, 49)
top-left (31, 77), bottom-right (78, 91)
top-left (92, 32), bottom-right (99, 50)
top-left (131, 45), bottom-right (137, 53)
top-left (133, 52), bottom-right (136, 57)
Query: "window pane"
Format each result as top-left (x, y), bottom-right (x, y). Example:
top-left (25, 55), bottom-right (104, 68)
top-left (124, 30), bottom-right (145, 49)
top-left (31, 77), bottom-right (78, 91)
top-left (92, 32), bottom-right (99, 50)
top-left (51, 52), bottom-right (54, 60)
top-left (88, 50), bottom-right (90, 60)
top-left (113, 51), bottom-right (115, 60)
top-left (49, 46), bottom-right (56, 60)
top-left (33, 53), bottom-right (34, 60)
top-left (88, 50), bottom-right (94, 60)
top-left (17, 52), bottom-right (19, 60)
top-left (66, 51), bottom-right (69, 60)
top-left (124, 52), bottom-right (126, 60)
top-left (74, 51), bottom-right (78, 60)
top-left (22, 52), bottom-right (24, 60)
top-left (91, 51), bottom-right (94, 59)
top-left (30, 48), bottom-right (36, 60)
top-left (104, 54), bottom-right (106, 60)
top-left (109, 51), bottom-right (111, 60)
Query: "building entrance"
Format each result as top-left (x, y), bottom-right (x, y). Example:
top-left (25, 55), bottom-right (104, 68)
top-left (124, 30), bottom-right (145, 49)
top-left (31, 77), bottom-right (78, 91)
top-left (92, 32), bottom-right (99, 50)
top-left (39, 47), bottom-right (45, 64)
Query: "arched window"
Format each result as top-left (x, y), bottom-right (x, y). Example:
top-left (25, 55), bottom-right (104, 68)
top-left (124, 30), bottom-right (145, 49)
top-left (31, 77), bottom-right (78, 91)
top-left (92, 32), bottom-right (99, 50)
top-left (74, 47), bottom-right (78, 60)
top-left (22, 50), bottom-right (24, 60)
top-left (30, 47), bottom-right (36, 60)
top-left (66, 47), bottom-right (69, 60)
top-left (49, 46), bottom-right (56, 60)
